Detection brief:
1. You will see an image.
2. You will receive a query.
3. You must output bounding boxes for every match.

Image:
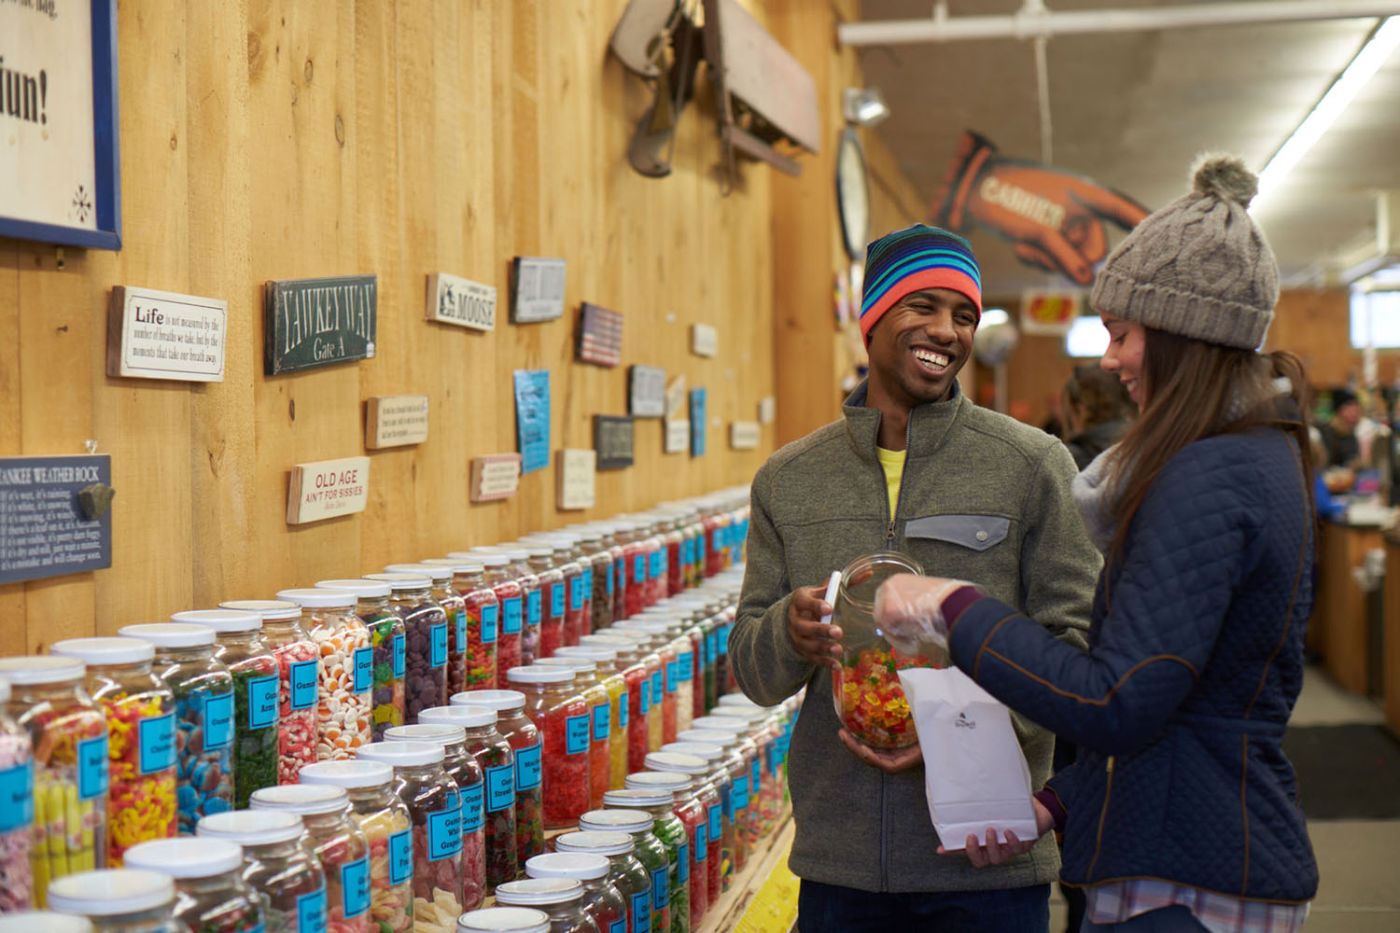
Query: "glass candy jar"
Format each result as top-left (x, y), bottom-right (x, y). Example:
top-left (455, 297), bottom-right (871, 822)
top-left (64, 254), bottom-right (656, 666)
top-left (625, 771), bottom-right (707, 929)
top-left (504, 669), bottom-right (588, 831)
top-left (452, 690), bottom-right (540, 867)
top-left (47, 869), bottom-right (179, 933)
top-left (316, 579), bottom-right (406, 741)
top-left (123, 838), bottom-right (263, 933)
top-left (460, 554), bottom-right (523, 682)
top-left (250, 784), bottom-right (371, 933)
top-left (455, 907), bottom-right (550, 933)
top-left (601, 790), bottom-right (686, 933)
top-left (0, 676), bottom-right (34, 911)
top-left (367, 572), bottom-right (450, 723)
top-left (519, 543), bottom-right (565, 660)
top-left (533, 658), bottom-right (610, 809)
top-left (422, 704), bottom-right (515, 892)
top-left (494, 879), bottom-right (598, 933)
top-left (276, 589), bottom-right (374, 763)
top-left (220, 601), bottom-right (318, 785)
top-left (554, 832), bottom-right (650, 933)
top-left (0, 912), bottom-right (93, 932)
top-left (653, 748), bottom-right (722, 910)
top-left (525, 854), bottom-right (625, 933)
top-left (420, 560), bottom-right (488, 696)
top-left (555, 647), bottom-right (628, 792)
top-left (196, 810), bottom-right (326, 933)
top-left (581, 809), bottom-right (667, 933)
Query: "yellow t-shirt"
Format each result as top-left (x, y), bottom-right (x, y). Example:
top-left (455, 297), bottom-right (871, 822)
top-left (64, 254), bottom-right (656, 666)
top-left (876, 446), bottom-right (906, 521)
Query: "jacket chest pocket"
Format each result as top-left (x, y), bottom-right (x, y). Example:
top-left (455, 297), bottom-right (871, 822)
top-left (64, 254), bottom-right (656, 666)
top-left (904, 514), bottom-right (1010, 551)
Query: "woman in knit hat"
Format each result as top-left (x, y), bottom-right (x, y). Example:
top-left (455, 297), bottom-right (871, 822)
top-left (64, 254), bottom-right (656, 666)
top-left (865, 156), bottom-right (1318, 931)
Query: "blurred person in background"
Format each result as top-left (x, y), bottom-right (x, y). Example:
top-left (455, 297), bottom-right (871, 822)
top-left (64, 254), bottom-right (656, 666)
top-left (1318, 387), bottom-right (1361, 469)
top-left (1061, 365), bottom-right (1136, 470)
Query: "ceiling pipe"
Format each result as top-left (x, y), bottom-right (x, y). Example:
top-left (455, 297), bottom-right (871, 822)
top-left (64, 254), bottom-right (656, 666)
top-left (839, 0), bottom-right (1400, 46)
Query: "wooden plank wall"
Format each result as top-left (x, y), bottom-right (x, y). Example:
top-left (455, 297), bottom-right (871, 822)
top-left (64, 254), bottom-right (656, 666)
top-left (0, 1), bottom-right (920, 654)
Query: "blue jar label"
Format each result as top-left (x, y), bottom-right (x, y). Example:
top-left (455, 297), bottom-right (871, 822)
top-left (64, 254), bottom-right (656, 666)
top-left (633, 554), bottom-right (646, 582)
top-left (705, 632), bottom-right (718, 664)
top-left (732, 774), bottom-right (749, 810)
top-left (708, 803), bottom-right (721, 843)
top-left (610, 919), bottom-right (625, 933)
top-left (340, 856), bottom-right (370, 919)
top-left (515, 741), bottom-right (542, 790)
top-left (678, 651), bottom-right (694, 683)
top-left (456, 616), bottom-right (467, 653)
top-left (203, 690), bottom-right (234, 751)
top-left (138, 713), bottom-right (175, 775)
top-left (352, 646), bottom-right (373, 694)
top-left (460, 781), bottom-right (484, 833)
top-left (618, 691), bottom-right (629, 728)
top-left (584, 569), bottom-right (594, 600)
top-left (752, 756), bottom-right (761, 788)
top-left (566, 714), bottom-right (590, 755)
top-left (665, 661), bottom-right (678, 694)
top-left (606, 565), bottom-right (615, 596)
top-left (502, 596), bottom-right (522, 635)
top-left (649, 550), bottom-right (664, 580)
top-left (717, 623), bottom-right (730, 657)
top-left (428, 791), bottom-right (463, 860)
top-left (550, 583), bottom-right (565, 618)
top-left (569, 574), bottom-right (584, 611)
top-left (296, 886), bottom-right (326, 933)
top-left (430, 622), bottom-right (448, 668)
top-left (695, 823), bottom-right (707, 864)
top-left (0, 761), bottom-right (34, 832)
top-left (638, 678), bottom-right (649, 716)
top-left (247, 674), bottom-right (279, 731)
top-left (389, 828), bottom-right (412, 886)
top-left (592, 703), bottom-right (610, 742)
top-left (481, 604), bottom-right (498, 644)
top-left (527, 590), bottom-right (541, 627)
top-left (486, 763), bottom-right (515, 812)
top-left (290, 659), bottom-right (318, 710)
top-left (77, 733), bottom-right (108, 800)
top-left (650, 672), bottom-right (663, 704)
top-left (631, 890), bottom-right (651, 933)
top-left (393, 633), bottom-right (405, 679)
top-left (651, 866), bottom-right (668, 910)
top-left (677, 842), bottom-right (689, 883)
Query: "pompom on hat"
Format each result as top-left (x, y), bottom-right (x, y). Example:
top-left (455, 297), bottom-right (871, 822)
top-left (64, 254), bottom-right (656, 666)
top-left (859, 224), bottom-right (982, 342)
top-left (1089, 154), bottom-right (1278, 350)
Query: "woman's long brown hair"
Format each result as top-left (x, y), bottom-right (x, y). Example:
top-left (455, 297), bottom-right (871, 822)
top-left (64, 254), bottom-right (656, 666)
top-left (1106, 329), bottom-right (1313, 564)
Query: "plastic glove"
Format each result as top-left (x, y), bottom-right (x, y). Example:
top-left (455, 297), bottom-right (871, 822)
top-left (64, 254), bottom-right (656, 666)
top-left (933, 131), bottom-right (1148, 286)
top-left (872, 574), bottom-right (972, 656)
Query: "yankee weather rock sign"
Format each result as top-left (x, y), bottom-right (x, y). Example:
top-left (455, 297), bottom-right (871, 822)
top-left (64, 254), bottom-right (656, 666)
top-left (265, 275), bottom-right (378, 375)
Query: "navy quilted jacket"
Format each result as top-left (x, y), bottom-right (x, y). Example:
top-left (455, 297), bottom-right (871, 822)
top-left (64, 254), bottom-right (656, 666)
top-left (948, 427), bottom-right (1319, 903)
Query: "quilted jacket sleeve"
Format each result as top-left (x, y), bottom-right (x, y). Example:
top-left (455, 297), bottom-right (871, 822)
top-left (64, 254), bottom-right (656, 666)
top-left (948, 445), bottom-right (1259, 756)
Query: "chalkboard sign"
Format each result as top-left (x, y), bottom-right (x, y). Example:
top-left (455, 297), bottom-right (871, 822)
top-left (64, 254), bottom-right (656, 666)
top-left (594, 416), bottom-right (636, 471)
top-left (511, 257), bottom-right (567, 324)
top-left (264, 275), bottom-right (378, 375)
top-left (0, 455), bottom-right (113, 584)
top-left (629, 365), bottom-right (667, 418)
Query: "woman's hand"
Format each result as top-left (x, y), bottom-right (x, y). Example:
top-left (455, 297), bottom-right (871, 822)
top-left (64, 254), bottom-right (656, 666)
top-left (873, 574), bottom-right (973, 654)
top-left (837, 728), bottom-right (924, 773)
top-left (938, 797), bottom-right (1057, 867)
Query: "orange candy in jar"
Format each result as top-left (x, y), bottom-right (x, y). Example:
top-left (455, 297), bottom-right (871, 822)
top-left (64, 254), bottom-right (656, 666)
top-left (278, 589), bottom-right (374, 764)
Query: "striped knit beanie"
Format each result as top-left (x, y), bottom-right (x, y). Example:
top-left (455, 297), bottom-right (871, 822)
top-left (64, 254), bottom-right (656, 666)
top-left (860, 224), bottom-right (982, 342)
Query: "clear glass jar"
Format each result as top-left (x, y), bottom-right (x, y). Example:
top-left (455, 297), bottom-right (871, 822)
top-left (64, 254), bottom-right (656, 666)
top-left (351, 743), bottom-right (461, 932)
top-left (0, 657), bottom-right (109, 904)
top-left (526, 853), bottom-right (625, 933)
top-left (50, 639), bottom-right (177, 866)
top-left (597, 792), bottom-right (683, 933)
top-left (452, 690), bottom-right (540, 867)
top-left (0, 676), bottom-right (34, 911)
top-left (123, 838), bottom-right (263, 933)
top-left (578, 812), bottom-right (665, 933)
top-left (220, 601), bottom-right (318, 785)
top-left (316, 579), bottom-right (406, 742)
top-left (455, 907), bottom-right (550, 933)
top-left (618, 526), bottom-right (647, 621)
top-left (250, 784), bottom-right (371, 933)
top-left (661, 742), bottom-right (727, 902)
top-left (532, 659), bottom-right (610, 809)
top-left (602, 527), bottom-right (628, 625)
top-left (420, 561), bottom-right (487, 697)
top-left (494, 879), bottom-right (598, 933)
top-left (468, 555), bottom-right (524, 684)
top-left (612, 625), bottom-right (672, 749)
top-left (576, 530), bottom-right (613, 634)
top-left (0, 912), bottom-right (93, 932)
top-left (119, 625), bottom-right (234, 837)
top-left (367, 572), bottom-right (449, 723)
top-left (46, 868), bottom-right (179, 933)
top-left (384, 724), bottom-right (486, 910)
top-left (417, 706), bottom-right (511, 894)
top-left (504, 669), bottom-right (588, 831)
top-left (195, 809), bottom-right (326, 933)
top-left (442, 563), bottom-right (499, 691)
top-left (536, 537), bottom-right (587, 649)
top-left (553, 832), bottom-right (649, 933)
top-left (580, 634), bottom-right (651, 774)
top-left (496, 549), bottom-right (542, 667)
top-left (646, 754), bottom-right (716, 920)
top-left (176, 611), bottom-right (279, 810)
top-left (555, 648), bottom-right (627, 793)
top-left (625, 772), bottom-right (705, 929)
top-left (276, 589), bottom-right (373, 764)
top-left (695, 618), bottom-right (718, 714)
top-left (516, 543), bottom-right (564, 660)
top-left (680, 627), bottom-right (703, 726)
top-left (299, 760), bottom-right (413, 932)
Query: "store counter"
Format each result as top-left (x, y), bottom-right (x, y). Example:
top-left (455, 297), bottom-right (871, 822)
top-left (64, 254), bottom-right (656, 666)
top-left (1385, 530), bottom-right (1400, 735)
top-left (1315, 520), bottom-right (1384, 695)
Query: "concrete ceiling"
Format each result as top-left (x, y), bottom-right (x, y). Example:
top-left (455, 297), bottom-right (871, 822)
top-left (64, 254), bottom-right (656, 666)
top-left (852, 0), bottom-right (1400, 301)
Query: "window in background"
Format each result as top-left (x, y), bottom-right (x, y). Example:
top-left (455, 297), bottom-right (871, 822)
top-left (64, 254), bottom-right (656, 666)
top-left (1065, 315), bottom-right (1109, 358)
top-left (1350, 288), bottom-right (1400, 349)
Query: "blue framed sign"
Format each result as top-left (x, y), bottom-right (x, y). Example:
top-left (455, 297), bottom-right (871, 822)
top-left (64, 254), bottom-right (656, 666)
top-left (0, 0), bottom-right (122, 250)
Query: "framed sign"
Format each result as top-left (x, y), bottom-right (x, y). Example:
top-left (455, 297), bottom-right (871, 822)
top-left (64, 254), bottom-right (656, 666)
top-left (0, 455), bottom-right (113, 584)
top-left (628, 365), bottom-right (667, 418)
top-left (691, 323), bottom-right (718, 358)
top-left (470, 454), bottom-right (522, 503)
top-left (556, 449), bottom-right (596, 511)
top-left (730, 421), bottom-right (761, 450)
top-left (513, 369), bottom-right (551, 474)
top-left (511, 257), bottom-right (567, 323)
top-left (426, 273), bottom-right (496, 332)
top-left (594, 415), bottom-right (635, 471)
top-left (107, 286), bottom-right (227, 383)
top-left (264, 275), bottom-right (377, 375)
top-left (365, 395), bottom-right (429, 450)
top-left (0, 0), bottom-right (121, 249)
top-left (286, 456), bottom-right (370, 525)
top-left (577, 303), bottom-right (624, 367)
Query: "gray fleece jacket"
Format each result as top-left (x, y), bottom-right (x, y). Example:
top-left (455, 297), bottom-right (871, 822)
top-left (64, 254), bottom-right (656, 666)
top-left (730, 382), bottom-right (1099, 893)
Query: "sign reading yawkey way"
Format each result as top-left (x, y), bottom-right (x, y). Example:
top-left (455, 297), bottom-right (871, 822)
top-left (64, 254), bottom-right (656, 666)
top-left (265, 275), bottom-right (378, 375)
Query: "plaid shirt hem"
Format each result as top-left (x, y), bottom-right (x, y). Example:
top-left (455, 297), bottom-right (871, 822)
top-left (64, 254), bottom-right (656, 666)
top-left (1086, 878), bottom-right (1309, 933)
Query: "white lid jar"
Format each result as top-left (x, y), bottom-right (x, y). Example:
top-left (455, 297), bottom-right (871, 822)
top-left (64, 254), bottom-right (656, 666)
top-left (0, 913), bottom-right (93, 933)
top-left (250, 784), bottom-right (371, 929)
top-left (494, 878), bottom-right (597, 933)
top-left (46, 869), bottom-right (177, 933)
top-left (123, 838), bottom-right (264, 933)
top-left (456, 906), bottom-right (551, 933)
top-left (525, 853), bottom-right (626, 933)
top-left (196, 809), bottom-right (326, 933)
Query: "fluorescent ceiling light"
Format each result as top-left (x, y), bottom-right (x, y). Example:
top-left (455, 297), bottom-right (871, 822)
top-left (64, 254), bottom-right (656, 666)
top-left (1256, 16), bottom-right (1400, 203)
top-left (1065, 316), bottom-right (1109, 359)
top-left (981, 308), bottom-right (1010, 327)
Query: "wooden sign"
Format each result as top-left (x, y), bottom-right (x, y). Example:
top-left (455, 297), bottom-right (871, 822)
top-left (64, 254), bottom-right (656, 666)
top-left (286, 456), bottom-right (370, 525)
top-left (510, 257), bottom-right (567, 323)
top-left (556, 449), bottom-right (597, 511)
top-left (689, 388), bottom-right (708, 456)
top-left (108, 286), bottom-right (227, 382)
top-left (513, 369), bottom-right (551, 474)
top-left (426, 273), bottom-right (497, 332)
top-left (594, 416), bottom-right (635, 471)
top-left (470, 454), bottom-right (522, 503)
top-left (577, 303), bottom-right (624, 367)
top-left (758, 396), bottom-right (776, 425)
top-left (629, 365), bottom-right (667, 418)
top-left (664, 419), bottom-right (690, 454)
top-left (730, 421), bottom-right (761, 450)
top-left (664, 374), bottom-right (688, 418)
top-left (691, 323), bottom-right (718, 357)
top-left (365, 395), bottom-right (429, 450)
top-left (0, 455), bottom-right (113, 584)
top-left (264, 275), bottom-right (377, 375)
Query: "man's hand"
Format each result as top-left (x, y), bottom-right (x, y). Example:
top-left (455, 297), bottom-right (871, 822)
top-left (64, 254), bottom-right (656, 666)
top-left (786, 583), bottom-right (842, 671)
top-left (838, 728), bottom-right (923, 773)
top-left (937, 797), bottom-right (1056, 867)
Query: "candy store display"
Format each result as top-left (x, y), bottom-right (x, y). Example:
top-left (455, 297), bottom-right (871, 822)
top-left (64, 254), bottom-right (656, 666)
top-left (449, 564), bottom-right (498, 691)
top-left (299, 759), bottom-right (413, 933)
top-left (0, 676), bottom-right (35, 912)
top-left (533, 658), bottom-right (610, 809)
top-left (353, 741), bottom-right (461, 933)
top-left (123, 838), bottom-right (264, 933)
top-left (580, 635), bottom-right (650, 776)
top-left (196, 810), bottom-right (327, 933)
top-left (506, 667), bottom-right (588, 831)
top-left (46, 868), bottom-right (179, 933)
top-left (554, 646), bottom-right (628, 792)
top-left (518, 544), bottom-right (564, 660)
top-left (624, 772), bottom-right (705, 929)
top-left (425, 704), bottom-right (515, 893)
top-left (579, 810), bottom-right (668, 933)
top-left (462, 554), bottom-right (522, 680)
top-left (601, 789), bottom-right (687, 933)
top-left (494, 549), bottom-right (541, 667)
top-left (494, 878), bottom-right (598, 933)
top-left (575, 529), bottom-right (614, 634)
top-left (0, 657), bottom-right (108, 906)
top-left (520, 538), bottom-right (583, 651)
top-left (277, 589), bottom-right (374, 764)
top-left (176, 610), bottom-right (280, 810)
top-left (455, 906), bottom-right (550, 933)
top-left (660, 743), bottom-right (725, 905)
top-left (553, 832), bottom-right (650, 933)
top-left (525, 853), bottom-right (626, 933)
top-left (614, 623), bottom-right (679, 747)
top-left (366, 572), bottom-right (448, 724)
top-left (50, 639), bottom-right (177, 867)
top-left (316, 579), bottom-right (406, 742)
top-left (451, 689), bottom-right (541, 867)
top-left (604, 526), bottom-right (628, 625)
top-left (608, 630), bottom-right (664, 756)
top-left (118, 624), bottom-right (235, 836)
top-left (419, 561), bottom-right (485, 697)
top-left (250, 784), bottom-right (371, 933)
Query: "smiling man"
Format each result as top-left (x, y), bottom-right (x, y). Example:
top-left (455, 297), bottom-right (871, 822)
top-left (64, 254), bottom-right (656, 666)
top-left (729, 224), bottom-right (1100, 932)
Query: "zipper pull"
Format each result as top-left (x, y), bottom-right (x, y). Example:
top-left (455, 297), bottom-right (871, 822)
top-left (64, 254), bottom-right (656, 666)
top-left (886, 519), bottom-right (896, 548)
top-left (1106, 755), bottom-right (1115, 775)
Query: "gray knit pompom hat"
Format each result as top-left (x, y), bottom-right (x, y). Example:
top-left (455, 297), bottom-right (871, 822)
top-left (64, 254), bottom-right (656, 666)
top-left (1089, 154), bottom-right (1278, 349)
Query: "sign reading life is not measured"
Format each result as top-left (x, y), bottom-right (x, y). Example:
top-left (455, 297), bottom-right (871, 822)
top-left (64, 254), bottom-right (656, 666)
top-left (594, 416), bottom-right (636, 471)
top-left (265, 275), bottom-right (377, 375)
top-left (629, 365), bottom-right (667, 418)
top-left (556, 449), bottom-right (596, 511)
top-left (108, 286), bottom-right (227, 382)
top-left (471, 454), bottom-right (522, 503)
top-left (286, 456), bottom-right (370, 525)
top-left (426, 273), bottom-right (497, 332)
top-left (365, 396), bottom-right (429, 450)
top-left (511, 257), bottom-right (567, 324)
top-left (0, 456), bottom-right (113, 584)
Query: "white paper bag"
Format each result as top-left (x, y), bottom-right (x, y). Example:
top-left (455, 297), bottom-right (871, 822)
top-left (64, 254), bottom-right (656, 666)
top-left (898, 667), bottom-right (1039, 851)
